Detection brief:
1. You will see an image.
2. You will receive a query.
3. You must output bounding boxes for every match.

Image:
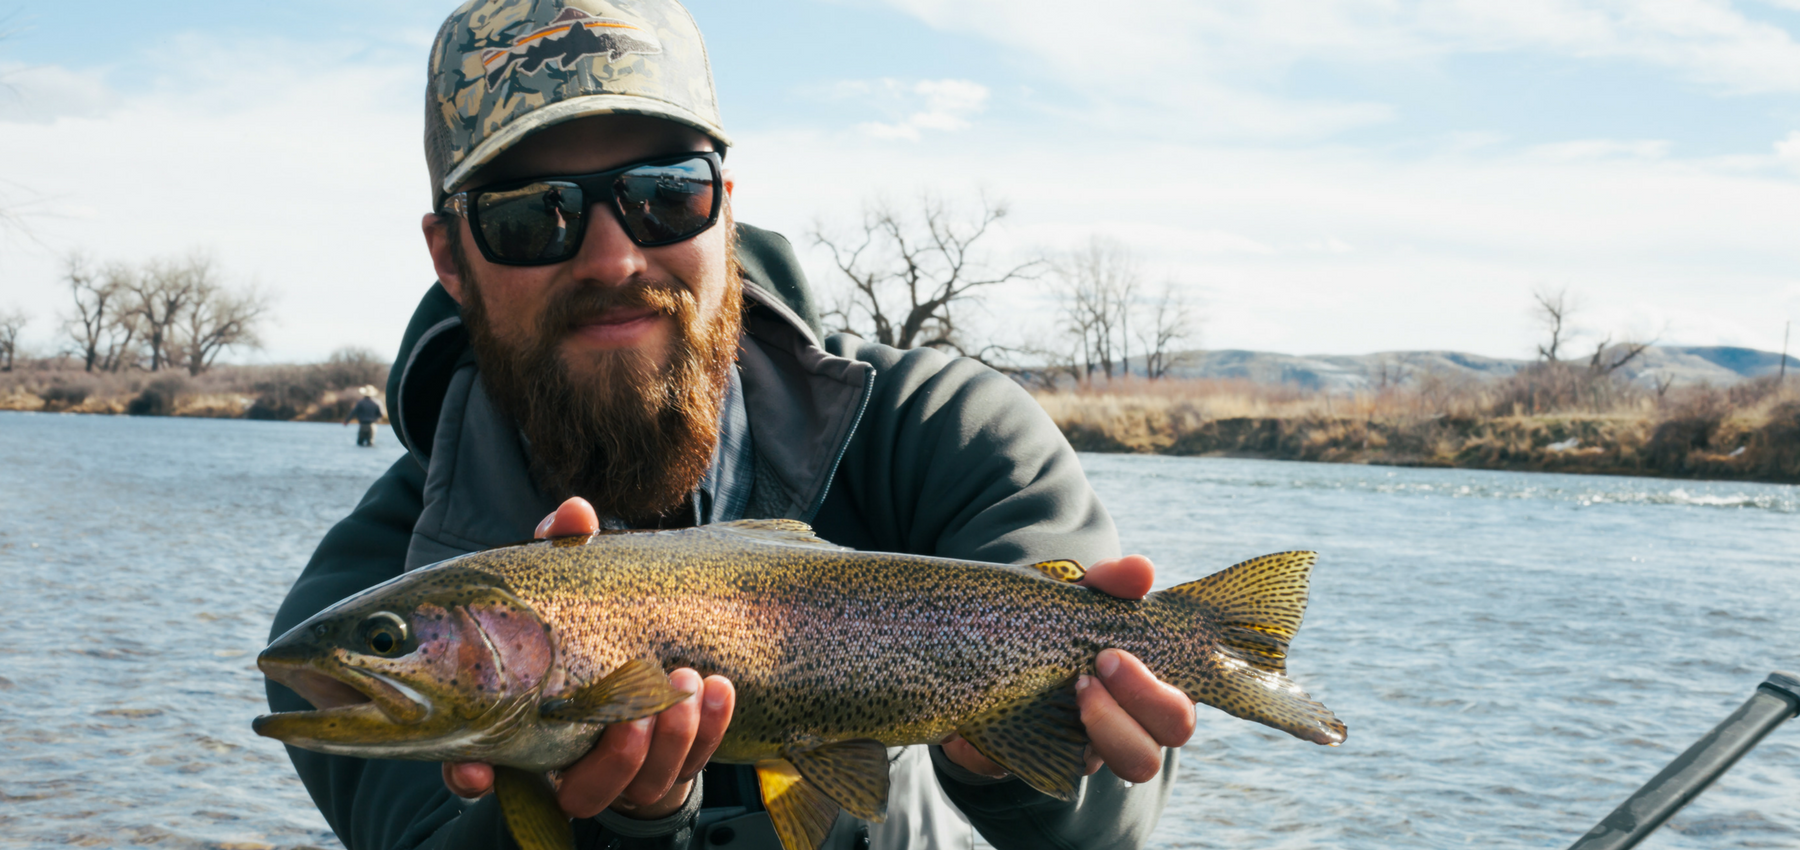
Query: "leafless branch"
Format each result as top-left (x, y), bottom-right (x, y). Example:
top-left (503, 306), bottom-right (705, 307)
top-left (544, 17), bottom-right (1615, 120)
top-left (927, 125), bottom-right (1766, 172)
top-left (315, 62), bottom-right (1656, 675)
top-left (811, 192), bottom-right (1042, 350)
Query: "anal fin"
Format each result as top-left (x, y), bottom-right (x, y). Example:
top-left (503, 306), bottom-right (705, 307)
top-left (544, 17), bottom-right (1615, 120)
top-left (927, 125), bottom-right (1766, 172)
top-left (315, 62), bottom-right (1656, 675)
top-left (756, 758), bottom-right (841, 850)
top-left (955, 683), bottom-right (1088, 800)
top-left (493, 765), bottom-right (572, 850)
top-left (787, 738), bottom-right (890, 822)
top-left (540, 657), bottom-right (690, 724)
top-left (1194, 652), bottom-right (1347, 746)
top-left (1027, 559), bottom-right (1086, 582)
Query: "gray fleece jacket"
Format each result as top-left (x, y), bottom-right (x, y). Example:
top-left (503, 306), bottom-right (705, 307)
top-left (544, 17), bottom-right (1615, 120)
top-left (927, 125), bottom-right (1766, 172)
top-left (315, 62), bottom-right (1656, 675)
top-left (265, 223), bottom-right (1176, 850)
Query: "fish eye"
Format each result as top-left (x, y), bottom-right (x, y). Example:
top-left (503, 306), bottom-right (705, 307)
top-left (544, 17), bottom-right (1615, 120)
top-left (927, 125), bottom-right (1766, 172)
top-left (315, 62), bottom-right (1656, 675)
top-left (359, 612), bottom-right (410, 657)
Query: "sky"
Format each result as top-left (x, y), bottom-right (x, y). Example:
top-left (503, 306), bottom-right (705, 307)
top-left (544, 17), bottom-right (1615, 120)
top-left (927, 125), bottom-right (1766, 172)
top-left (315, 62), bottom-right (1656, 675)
top-left (2, 0), bottom-right (1799, 363)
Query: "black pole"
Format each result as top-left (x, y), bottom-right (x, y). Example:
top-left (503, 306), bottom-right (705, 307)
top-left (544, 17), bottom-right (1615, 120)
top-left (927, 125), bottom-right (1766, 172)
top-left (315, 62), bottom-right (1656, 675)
top-left (1566, 671), bottom-right (1800, 850)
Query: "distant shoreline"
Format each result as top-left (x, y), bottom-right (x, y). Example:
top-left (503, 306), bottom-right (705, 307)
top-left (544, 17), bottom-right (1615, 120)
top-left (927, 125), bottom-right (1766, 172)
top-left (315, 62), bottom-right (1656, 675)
top-left (1055, 416), bottom-right (1799, 485)
top-left (6, 398), bottom-right (1794, 487)
top-left (0, 358), bottom-right (390, 423)
top-left (1036, 385), bottom-right (1800, 487)
top-left (0, 407), bottom-right (387, 425)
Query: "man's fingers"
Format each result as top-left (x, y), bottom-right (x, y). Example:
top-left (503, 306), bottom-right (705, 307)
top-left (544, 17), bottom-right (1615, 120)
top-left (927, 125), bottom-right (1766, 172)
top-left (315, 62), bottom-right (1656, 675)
top-left (535, 497), bottom-right (600, 539)
top-left (677, 675), bottom-right (736, 782)
top-left (1095, 649), bottom-right (1195, 748)
top-left (442, 761), bottom-right (493, 798)
top-left (618, 670), bottom-right (702, 808)
top-left (1076, 675), bottom-right (1163, 784)
top-left (556, 714), bottom-right (654, 818)
top-left (941, 735), bottom-right (1007, 778)
top-left (1078, 554), bottom-right (1154, 601)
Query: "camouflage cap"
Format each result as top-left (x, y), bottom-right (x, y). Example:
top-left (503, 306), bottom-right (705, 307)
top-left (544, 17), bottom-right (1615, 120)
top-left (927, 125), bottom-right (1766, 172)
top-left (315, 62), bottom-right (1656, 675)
top-left (425, 0), bottom-right (730, 207)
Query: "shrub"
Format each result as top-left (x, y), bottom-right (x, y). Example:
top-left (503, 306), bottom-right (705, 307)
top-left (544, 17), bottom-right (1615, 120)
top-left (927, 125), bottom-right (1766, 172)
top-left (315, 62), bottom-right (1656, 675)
top-left (39, 381), bottom-right (92, 411)
top-left (1642, 393), bottom-right (1728, 472)
top-left (318, 347), bottom-right (389, 393)
top-left (127, 376), bottom-right (190, 416)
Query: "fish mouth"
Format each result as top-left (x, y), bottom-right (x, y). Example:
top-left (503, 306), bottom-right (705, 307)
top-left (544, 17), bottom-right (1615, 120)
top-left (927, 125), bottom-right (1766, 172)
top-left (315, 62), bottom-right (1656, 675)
top-left (254, 655), bottom-right (432, 742)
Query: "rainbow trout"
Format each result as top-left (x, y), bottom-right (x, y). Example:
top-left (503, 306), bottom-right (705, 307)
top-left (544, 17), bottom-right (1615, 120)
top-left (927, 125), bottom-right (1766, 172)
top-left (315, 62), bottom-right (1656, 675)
top-left (254, 520), bottom-right (1346, 850)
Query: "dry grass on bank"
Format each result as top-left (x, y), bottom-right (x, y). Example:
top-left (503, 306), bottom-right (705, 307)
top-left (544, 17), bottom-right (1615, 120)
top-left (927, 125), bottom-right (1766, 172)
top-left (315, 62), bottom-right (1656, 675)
top-left (0, 352), bottom-right (390, 423)
top-left (1035, 370), bottom-right (1800, 483)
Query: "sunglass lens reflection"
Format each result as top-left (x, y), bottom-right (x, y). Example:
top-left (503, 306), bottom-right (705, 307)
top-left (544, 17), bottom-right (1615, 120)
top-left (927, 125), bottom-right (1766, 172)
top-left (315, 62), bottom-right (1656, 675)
top-left (614, 159), bottom-right (716, 244)
top-left (476, 181), bottom-right (585, 262)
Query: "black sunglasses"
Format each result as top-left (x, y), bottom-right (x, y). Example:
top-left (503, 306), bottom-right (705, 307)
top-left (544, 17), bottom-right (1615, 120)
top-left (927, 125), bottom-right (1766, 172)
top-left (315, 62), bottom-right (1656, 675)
top-left (441, 151), bottom-right (724, 266)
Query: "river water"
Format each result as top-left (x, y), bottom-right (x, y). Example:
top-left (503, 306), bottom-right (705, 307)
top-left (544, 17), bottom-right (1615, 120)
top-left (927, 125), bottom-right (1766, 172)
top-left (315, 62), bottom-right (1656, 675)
top-left (0, 411), bottom-right (1795, 849)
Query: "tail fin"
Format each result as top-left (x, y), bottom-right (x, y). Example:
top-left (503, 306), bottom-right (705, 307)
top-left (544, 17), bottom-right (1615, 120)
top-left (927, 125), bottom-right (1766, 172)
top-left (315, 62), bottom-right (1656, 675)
top-left (1151, 551), bottom-right (1347, 746)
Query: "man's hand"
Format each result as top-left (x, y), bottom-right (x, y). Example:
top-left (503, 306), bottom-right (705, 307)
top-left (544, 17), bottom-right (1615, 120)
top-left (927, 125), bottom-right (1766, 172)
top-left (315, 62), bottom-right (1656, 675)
top-left (442, 498), bottom-right (737, 820)
top-left (942, 555), bottom-right (1197, 784)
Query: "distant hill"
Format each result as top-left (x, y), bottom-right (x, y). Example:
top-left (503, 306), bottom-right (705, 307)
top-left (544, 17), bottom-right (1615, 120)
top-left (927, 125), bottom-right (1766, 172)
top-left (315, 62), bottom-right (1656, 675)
top-left (1145, 345), bottom-right (1796, 392)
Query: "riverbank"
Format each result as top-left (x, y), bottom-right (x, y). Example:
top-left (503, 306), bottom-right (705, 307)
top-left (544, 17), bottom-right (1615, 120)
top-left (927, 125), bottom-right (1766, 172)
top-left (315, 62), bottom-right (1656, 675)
top-left (1036, 377), bottom-right (1800, 484)
top-left (9, 361), bottom-right (1797, 485)
top-left (0, 355), bottom-right (388, 422)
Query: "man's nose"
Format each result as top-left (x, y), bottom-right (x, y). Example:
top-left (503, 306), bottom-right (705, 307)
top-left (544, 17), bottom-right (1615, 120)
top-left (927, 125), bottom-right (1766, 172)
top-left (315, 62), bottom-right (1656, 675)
top-left (568, 201), bottom-right (647, 285)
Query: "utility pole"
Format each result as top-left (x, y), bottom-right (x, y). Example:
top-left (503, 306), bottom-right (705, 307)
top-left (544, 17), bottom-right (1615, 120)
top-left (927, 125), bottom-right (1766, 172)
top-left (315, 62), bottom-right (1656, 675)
top-left (1781, 320), bottom-right (1790, 382)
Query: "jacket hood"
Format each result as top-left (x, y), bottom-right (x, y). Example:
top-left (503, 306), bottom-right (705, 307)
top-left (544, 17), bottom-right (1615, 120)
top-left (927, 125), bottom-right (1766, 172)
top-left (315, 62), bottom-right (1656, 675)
top-left (384, 222), bottom-right (828, 463)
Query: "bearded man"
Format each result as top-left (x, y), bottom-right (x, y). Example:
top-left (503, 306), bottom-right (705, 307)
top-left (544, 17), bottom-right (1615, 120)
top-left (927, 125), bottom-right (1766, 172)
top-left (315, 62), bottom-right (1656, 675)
top-left (266, 1), bottom-right (1197, 848)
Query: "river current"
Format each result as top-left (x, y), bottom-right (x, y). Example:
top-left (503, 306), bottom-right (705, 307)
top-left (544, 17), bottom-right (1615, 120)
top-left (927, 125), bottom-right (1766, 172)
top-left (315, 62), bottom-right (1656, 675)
top-left (0, 411), bottom-right (1795, 849)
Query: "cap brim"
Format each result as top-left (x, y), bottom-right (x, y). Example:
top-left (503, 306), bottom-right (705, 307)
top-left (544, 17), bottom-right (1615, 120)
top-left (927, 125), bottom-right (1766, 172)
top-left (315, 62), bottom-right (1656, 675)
top-left (440, 94), bottom-right (733, 197)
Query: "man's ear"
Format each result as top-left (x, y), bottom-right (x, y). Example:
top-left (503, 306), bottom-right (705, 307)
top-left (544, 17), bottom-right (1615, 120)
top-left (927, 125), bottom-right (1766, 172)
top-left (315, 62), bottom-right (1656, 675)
top-left (421, 213), bottom-right (467, 305)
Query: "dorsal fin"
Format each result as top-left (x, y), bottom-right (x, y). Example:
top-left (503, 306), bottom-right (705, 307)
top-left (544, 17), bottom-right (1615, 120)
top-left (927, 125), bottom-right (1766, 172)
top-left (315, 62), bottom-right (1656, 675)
top-left (707, 519), bottom-right (845, 550)
top-left (1160, 551), bottom-right (1315, 673)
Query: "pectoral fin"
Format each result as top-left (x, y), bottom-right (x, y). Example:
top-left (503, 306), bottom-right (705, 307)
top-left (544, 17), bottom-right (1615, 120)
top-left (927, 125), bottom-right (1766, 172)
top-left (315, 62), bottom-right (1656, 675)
top-left (493, 765), bottom-right (572, 850)
top-left (539, 657), bottom-right (690, 724)
top-left (787, 738), bottom-right (890, 822)
top-left (1027, 559), bottom-right (1086, 582)
top-left (756, 758), bottom-right (841, 850)
top-left (955, 683), bottom-right (1088, 801)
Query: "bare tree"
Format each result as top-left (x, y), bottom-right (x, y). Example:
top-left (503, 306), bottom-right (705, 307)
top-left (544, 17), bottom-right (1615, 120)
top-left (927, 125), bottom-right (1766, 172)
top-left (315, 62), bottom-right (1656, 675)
top-left (1532, 286), bottom-right (1576, 362)
top-left (1135, 280), bottom-right (1196, 380)
top-left (1586, 334), bottom-right (1655, 376)
top-left (0, 304), bottom-right (26, 371)
top-left (812, 193), bottom-right (1042, 352)
top-left (127, 255), bottom-right (206, 371)
top-left (177, 278), bottom-right (270, 375)
top-left (1055, 236), bottom-right (1139, 381)
top-left (62, 253), bottom-right (139, 372)
top-left (1374, 355), bottom-right (1411, 390)
top-left (1653, 371), bottom-right (1677, 400)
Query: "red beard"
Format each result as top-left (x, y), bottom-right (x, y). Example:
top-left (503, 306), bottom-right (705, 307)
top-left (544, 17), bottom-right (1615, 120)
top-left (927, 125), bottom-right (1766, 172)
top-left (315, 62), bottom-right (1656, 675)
top-left (454, 239), bottom-right (742, 525)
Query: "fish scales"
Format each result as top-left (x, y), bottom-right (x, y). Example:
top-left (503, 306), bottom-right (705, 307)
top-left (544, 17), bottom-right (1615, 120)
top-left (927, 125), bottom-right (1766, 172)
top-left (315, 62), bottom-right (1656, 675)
top-left (255, 519), bottom-right (1346, 850)
top-left (489, 530), bottom-right (1149, 757)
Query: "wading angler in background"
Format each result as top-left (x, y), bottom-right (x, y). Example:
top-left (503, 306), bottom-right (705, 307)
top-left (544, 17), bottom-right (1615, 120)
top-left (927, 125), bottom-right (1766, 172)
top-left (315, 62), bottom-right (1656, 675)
top-left (262, 0), bottom-right (1218, 847)
top-left (343, 386), bottom-right (384, 447)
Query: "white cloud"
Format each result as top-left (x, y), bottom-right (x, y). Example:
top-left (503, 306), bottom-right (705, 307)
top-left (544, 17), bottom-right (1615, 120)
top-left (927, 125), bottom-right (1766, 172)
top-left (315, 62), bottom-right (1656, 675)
top-left (0, 37), bottom-right (432, 362)
top-left (0, 62), bottom-right (119, 123)
top-left (1775, 130), bottom-right (1800, 168)
top-left (830, 77), bottom-right (991, 141)
top-left (727, 123), bottom-right (1800, 357)
top-left (1527, 139), bottom-right (1672, 160)
top-left (875, 0), bottom-right (1800, 130)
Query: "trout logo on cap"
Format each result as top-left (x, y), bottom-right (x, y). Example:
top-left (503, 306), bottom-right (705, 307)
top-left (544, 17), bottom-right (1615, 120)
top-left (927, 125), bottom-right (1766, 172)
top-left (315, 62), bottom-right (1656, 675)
top-left (481, 8), bottom-right (662, 88)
